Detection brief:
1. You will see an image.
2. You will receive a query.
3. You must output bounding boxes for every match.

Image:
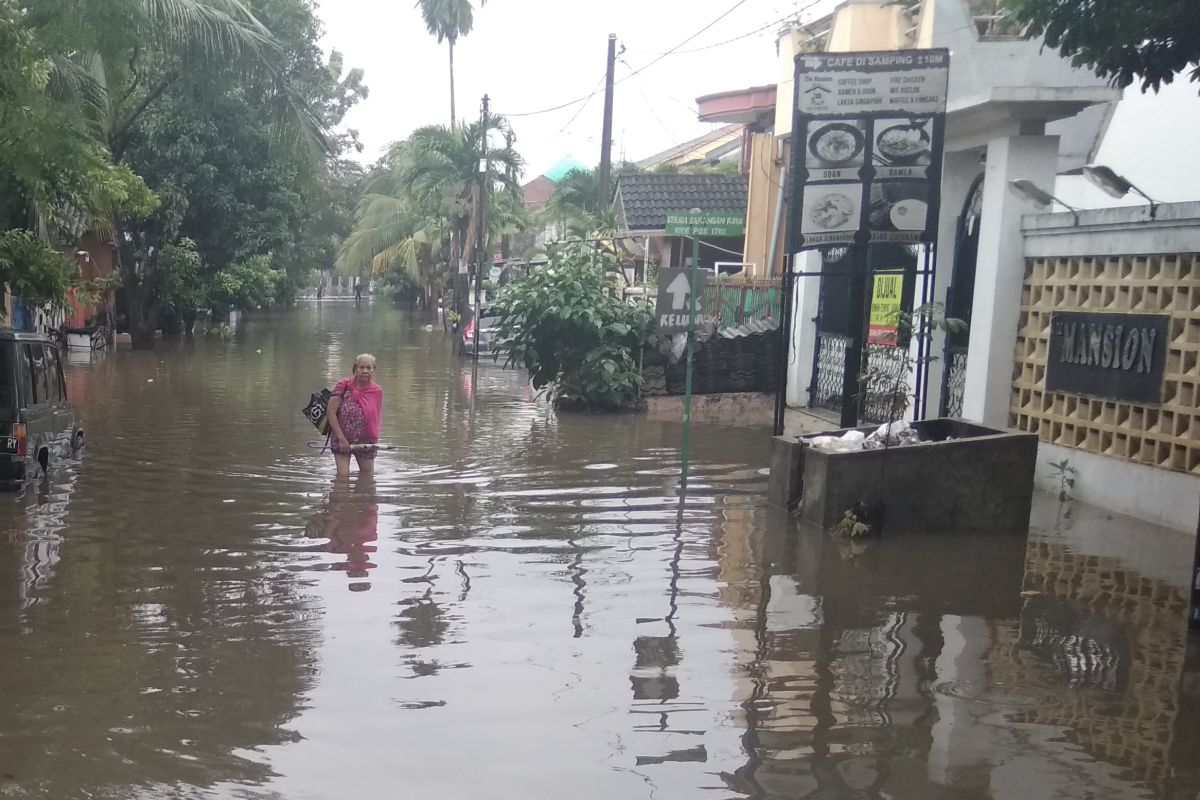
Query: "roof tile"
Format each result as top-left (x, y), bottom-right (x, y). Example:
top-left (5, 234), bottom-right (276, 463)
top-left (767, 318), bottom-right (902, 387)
top-left (614, 173), bottom-right (748, 231)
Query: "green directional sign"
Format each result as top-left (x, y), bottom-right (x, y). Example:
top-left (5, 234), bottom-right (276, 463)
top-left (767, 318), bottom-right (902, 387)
top-left (665, 212), bottom-right (745, 238)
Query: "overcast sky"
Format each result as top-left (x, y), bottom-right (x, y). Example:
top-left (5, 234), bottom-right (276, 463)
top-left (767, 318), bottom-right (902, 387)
top-left (316, 0), bottom-right (831, 178)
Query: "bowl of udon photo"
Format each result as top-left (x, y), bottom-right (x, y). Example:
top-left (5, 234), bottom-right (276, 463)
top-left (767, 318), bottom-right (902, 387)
top-left (808, 123), bottom-right (865, 166)
top-left (875, 123), bottom-right (931, 165)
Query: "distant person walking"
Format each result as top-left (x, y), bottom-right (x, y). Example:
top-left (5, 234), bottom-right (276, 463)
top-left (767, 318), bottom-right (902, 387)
top-left (327, 354), bottom-right (383, 479)
top-left (353, 277), bottom-right (363, 309)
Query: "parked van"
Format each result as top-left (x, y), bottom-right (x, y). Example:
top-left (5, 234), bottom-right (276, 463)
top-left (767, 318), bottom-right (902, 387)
top-left (0, 332), bottom-right (83, 488)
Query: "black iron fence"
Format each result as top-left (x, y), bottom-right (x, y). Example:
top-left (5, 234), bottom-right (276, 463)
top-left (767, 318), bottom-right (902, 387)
top-left (808, 332), bottom-right (913, 424)
top-left (941, 346), bottom-right (969, 418)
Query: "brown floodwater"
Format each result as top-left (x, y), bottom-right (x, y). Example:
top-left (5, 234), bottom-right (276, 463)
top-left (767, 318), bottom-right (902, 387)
top-left (0, 302), bottom-right (1197, 800)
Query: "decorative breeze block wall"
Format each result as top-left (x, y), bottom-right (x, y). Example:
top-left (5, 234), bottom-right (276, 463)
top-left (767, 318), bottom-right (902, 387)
top-left (1010, 254), bottom-right (1200, 475)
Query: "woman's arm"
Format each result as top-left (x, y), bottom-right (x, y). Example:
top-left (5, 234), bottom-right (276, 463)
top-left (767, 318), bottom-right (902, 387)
top-left (327, 394), bottom-right (349, 447)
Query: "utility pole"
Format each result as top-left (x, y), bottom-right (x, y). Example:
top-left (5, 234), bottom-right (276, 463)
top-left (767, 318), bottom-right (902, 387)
top-left (597, 34), bottom-right (617, 210)
top-left (473, 94), bottom-right (489, 365)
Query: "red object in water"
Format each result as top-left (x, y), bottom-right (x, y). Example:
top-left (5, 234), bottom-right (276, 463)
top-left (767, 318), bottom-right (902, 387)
top-left (463, 318), bottom-right (476, 341)
top-left (12, 423), bottom-right (26, 460)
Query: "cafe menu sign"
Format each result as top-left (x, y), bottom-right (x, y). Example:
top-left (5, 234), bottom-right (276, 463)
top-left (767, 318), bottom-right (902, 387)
top-left (788, 49), bottom-right (949, 249)
top-left (1046, 312), bottom-right (1168, 404)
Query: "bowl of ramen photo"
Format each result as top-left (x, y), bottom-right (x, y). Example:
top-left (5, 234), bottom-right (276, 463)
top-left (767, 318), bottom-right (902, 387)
top-left (808, 123), bottom-right (865, 166)
top-left (809, 192), bottom-right (857, 230)
top-left (875, 124), bottom-right (931, 165)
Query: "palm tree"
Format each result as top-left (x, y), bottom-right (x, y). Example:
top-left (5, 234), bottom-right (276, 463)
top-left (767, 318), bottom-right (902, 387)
top-left (415, 0), bottom-right (486, 127)
top-left (544, 167), bottom-right (599, 236)
top-left (338, 118), bottom-right (523, 312)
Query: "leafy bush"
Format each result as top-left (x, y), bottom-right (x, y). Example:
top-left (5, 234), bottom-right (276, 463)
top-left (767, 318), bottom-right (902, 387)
top-left (0, 229), bottom-right (71, 309)
top-left (211, 254), bottom-right (281, 314)
top-left (492, 243), bottom-right (654, 411)
top-left (160, 238), bottom-right (209, 321)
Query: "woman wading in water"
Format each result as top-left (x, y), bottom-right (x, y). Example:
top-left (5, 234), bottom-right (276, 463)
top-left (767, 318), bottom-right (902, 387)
top-left (327, 354), bottom-right (384, 478)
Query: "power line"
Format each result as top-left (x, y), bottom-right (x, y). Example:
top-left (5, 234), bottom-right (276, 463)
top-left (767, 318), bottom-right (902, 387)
top-left (625, 0), bottom-right (832, 57)
top-left (499, 72), bottom-right (609, 118)
top-left (625, 10), bottom-right (797, 56)
top-left (619, 57), bottom-right (681, 144)
top-left (615, 0), bottom-right (753, 84)
top-left (546, 75), bottom-right (608, 141)
top-left (495, 0), bottom-right (754, 119)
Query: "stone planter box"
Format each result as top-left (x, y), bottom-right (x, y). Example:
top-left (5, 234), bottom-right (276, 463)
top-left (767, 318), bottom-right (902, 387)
top-left (770, 418), bottom-right (1038, 535)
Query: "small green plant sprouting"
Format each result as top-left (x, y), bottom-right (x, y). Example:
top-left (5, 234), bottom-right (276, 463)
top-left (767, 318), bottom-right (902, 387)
top-left (1049, 458), bottom-right (1077, 502)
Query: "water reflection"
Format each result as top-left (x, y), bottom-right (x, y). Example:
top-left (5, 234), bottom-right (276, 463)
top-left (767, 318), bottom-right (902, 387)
top-left (718, 500), bottom-right (1199, 800)
top-left (0, 303), bottom-right (1195, 799)
top-left (306, 478), bottom-right (379, 591)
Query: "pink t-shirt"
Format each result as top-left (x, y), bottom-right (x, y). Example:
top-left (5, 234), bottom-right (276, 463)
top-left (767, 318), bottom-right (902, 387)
top-left (335, 378), bottom-right (384, 440)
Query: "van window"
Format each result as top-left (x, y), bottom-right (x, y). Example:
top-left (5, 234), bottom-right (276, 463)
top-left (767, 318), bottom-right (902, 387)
top-left (19, 345), bottom-right (36, 406)
top-left (0, 344), bottom-right (16, 409)
top-left (23, 344), bottom-right (53, 405)
top-left (49, 346), bottom-right (66, 401)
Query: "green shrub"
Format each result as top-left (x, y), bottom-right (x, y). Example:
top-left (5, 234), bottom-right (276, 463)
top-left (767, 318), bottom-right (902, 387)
top-left (492, 243), bottom-right (654, 410)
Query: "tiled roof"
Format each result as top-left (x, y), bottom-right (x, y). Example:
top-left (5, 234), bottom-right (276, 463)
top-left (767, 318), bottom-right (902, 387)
top-left (614, 173), bottom-right (748, 232)
top-left (521, 175), bottom-right (556, 210)
top-left (636, 124), bottom-right (743, 169)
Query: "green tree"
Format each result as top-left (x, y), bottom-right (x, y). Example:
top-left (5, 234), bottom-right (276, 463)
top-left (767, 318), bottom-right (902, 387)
top-left (0, 230), bottom-right (72, 310)
top-left (545, 167), bottom-right (600, 225)
top-left (491, 242), bottom-right (655, 411)
top-left (25, 0), bottom-right (338, 348)
top-left (338, 118), bottom-right (523, 312)
top-left (416, 0), bottom-right (487, 126)
top-left (0, 0), bottom-right (156, 301)
top-left (1005, 0), bottom-right (1200, 91)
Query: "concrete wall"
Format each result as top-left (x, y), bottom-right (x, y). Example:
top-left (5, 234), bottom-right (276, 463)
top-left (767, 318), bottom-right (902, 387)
top-left (743, 133), bottom-right (781, 276)
top-left (827, 1), bottom-right (910, 52)
top-left (1015, 202), bottom-right (1200, 532)
top-left (1034, 442), bottom-right (1200, 533)
top-left (919, 0), bottom-right (1119, 115)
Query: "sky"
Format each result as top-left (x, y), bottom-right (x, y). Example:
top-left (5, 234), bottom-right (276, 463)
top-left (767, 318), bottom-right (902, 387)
top-left (315, 0), bottom-right (830, 179)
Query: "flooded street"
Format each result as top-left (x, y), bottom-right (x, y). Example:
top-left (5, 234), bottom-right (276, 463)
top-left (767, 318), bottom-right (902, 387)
top-left (0, 302), bottom-right (1197, 800)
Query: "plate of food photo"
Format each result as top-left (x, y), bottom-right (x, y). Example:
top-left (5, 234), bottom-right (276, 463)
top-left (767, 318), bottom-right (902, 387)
top-left (808, 123), bottom-right (866, 166)
top-left (875, 123), bottom-right (931, 166)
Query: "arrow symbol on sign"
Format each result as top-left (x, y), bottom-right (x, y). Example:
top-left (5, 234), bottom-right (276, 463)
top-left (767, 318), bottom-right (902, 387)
top-left (667, 272), bottom-right (691, 311)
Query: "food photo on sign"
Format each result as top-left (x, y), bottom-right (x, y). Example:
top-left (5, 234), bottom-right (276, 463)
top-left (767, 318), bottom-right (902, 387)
top-left (873, 117), bottom-right (933, 166)
top-left (805, 120), bottom-right (867, 180)
top-left (867, 181), bottom-right (929, 242)
top-left (801, 183), bottom-right (861, 244)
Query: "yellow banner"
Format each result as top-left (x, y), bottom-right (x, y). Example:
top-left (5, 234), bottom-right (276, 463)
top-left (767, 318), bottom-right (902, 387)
top-left (869, 272), bottom-right (902, 345)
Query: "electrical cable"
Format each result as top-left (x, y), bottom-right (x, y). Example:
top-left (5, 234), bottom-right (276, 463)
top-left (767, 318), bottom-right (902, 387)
top-left (495, 0), bottom-right (756, 119)
top-left (623, 1), bottom-right (826, 57)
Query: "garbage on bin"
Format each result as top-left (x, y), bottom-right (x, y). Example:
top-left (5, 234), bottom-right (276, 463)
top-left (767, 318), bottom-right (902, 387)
top-left (809, 422), bottom-right (923, 453)
top-left (862, 421), bottom-right (920, 449)
top-left (808, 429), bottom-right (867, 453)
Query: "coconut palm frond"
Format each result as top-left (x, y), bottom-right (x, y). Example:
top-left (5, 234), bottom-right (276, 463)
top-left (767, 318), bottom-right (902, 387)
top-left (138, 0), bottom-right (278, 58)
top-left (415, 0), bottom-right (476, 44)
top-left (370, 240), bottom-right (419, 278)
top-left (45, 54), bottom-right (108, 130)
top-left (336, 194), bottom-right (425, 277)
top-left (268, 77), bottom-right (335, 161)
